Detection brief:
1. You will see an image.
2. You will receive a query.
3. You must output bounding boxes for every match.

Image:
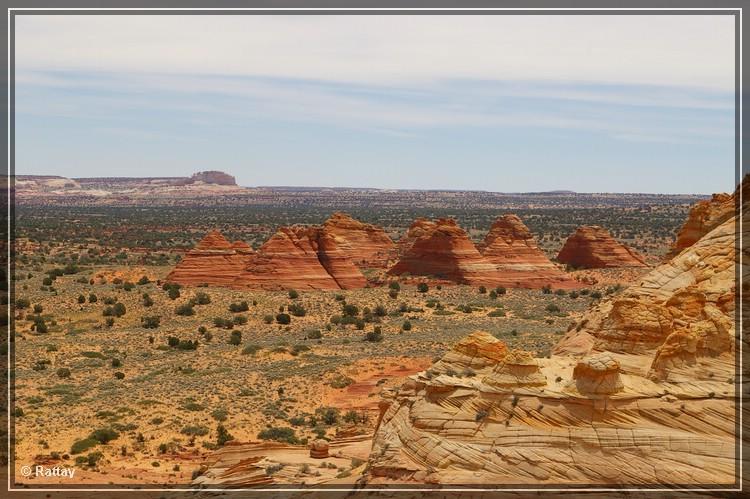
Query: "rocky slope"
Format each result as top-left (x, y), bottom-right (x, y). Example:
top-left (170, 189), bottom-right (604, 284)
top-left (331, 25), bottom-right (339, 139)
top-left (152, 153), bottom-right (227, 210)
top-left (556, 225), bottom-right (647, 269)
top-left (365, 214), bottom-right (739, 486)
top-left (322, 212), bottom-right (396, 268)
top-left (389, 218), bottom-right (578, 289)
top-left (166, 230), bottom-right (251, 286)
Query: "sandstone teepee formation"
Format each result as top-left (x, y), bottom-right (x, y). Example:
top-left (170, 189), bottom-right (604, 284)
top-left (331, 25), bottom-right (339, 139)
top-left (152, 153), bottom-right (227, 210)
top-left (389, 216), bottom-right (579, 289)
top-left (166, 230), bottom-right (251, 287)
top-left (233, 226), bottom-right (367, 290)
top-left (556, 225), bottom-right (647, 268)
top-left (321, 212), bottom-right (396, 268)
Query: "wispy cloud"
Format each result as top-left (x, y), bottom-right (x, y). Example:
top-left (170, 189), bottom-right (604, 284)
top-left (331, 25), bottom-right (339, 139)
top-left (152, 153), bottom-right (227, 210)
top-left (16, 15), bottom-right (735, 91)
top-left (16, 69), bottom-right (734, 144)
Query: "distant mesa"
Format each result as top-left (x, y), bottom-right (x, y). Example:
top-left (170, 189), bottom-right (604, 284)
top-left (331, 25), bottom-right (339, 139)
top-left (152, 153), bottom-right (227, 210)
top-left (180, 170), bottom-right (237, 186)
top-left (556, 225), bottom-right (647, 269)
top-left (389, 216), bottom-right (579, 289)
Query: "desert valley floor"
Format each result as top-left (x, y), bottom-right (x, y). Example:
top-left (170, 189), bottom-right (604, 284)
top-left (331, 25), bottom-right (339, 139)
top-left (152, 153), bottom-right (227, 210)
top-left (7, 175), bottom-right (744, 488)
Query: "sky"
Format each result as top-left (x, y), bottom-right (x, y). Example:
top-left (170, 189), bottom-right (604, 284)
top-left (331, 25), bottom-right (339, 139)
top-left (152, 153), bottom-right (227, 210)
top-left (14, 14), bottom-right (736, 194)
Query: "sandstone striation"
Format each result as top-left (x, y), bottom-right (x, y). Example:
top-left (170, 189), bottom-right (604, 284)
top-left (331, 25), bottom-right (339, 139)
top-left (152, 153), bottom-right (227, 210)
top-left (166, 230), bottom-right (250, 286)
top-left (556, 225), bottom-right (647, 269)
top-left (366, 212), bottom-right (738, 486)
top-left (322, 212), bottom-right (396, 268)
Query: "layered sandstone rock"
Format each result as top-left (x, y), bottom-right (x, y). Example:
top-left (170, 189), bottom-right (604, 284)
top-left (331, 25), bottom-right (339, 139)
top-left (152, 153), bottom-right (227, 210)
top-left (388, 218), bottom-right (499, 284)
top-left (672, 192), bottom-right (734, 255)
top-left (233, 226), bottom-right (366, 290)
top-left (570, 354), bottom-right (623, 394)
top-left (479, 214), bottom-right (578, 288)
top-left (366, 213), bottom-right (738, 486)
top-left (309, 439), bottom-right (329, 459)
top-left (397, 218), bottom-right (437, 255)
top-left (322, 212), bottom-right (395, 268)
top-left (556, 225), bottom-right (647, 268)
top-left (390, 218), bottom-right (578, 288)
top-left (484, 349), bottom-right (546, 388)
top-left (555, 215), bottom-right (737, 371)
top-left (166, 230), bottom-right (250, 286)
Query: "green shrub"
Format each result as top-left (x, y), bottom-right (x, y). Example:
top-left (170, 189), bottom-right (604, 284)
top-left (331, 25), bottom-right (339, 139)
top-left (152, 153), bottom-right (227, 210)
top-left (137, 276), bottom-right (150, 285)
top-left (141, 316), bottom-right (161, 328)
top-left (88, 293), bottom-right (98, 303)
top-left (306, 329), bottom-right (322, 340)
top-left (71, 437), bottom-right (98, 454)
top-left (417, 283), bottom-right (429, 293)
top-left (229, 301), bottom-right (249, 313)
top-left (402, 320), bottom-right (412, 331)
top-left (288, 304), bottom-right (306, 317)
top-left (242, 344), bottom-right (261, 355)
top-left (90, 427), bottom-right (119, 444)
top-left (288, 289), bottom-right (299, 299)
top-left (213, 317), bottom-right (234, 329)
top-left (177, 340), bottom-right (198, 350)
top-left (388, 281), bottom-right (400, 291)
top-left (364, 329), bottom-right (383, 342)
top-left (342, 304), bottom-right (359, 317)
top-left (15, 298), bottom-right (30, 309)
top-left (56, 368), bottom-right (71, 378)
top-left (290, 344), bottom-right (309, 356)
top-left (217, 424), bottom-right (234, 446)
top-left (181, 425), bottom-right (209, 436)
top-left (175, 303), bottom-right (194, 316)
top-left (229, 331), bottom-right (242, 345)
top-left (257, 427), bottom-right (298, 444)
top-left (195, 292), bottom-right (211, 305)
top-left (276, 313), bottom-right (291, 325)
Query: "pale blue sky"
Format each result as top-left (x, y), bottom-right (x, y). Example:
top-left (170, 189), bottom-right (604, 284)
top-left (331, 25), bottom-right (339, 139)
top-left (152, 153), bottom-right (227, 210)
top-left (14, 15), bottom-right (736, 193)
